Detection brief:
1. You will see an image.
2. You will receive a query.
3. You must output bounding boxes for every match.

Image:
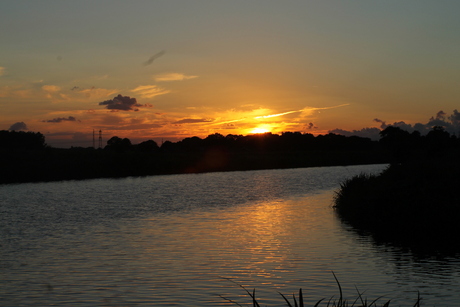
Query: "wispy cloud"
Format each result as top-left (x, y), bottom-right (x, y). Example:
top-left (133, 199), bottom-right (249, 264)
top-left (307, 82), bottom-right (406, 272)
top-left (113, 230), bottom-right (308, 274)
top-left (41, 84), bottom-right (70, 102)
top-left (173, 118), bottom-right (214, 124)
top-left (42, 85), bottom-right (61, 92)
top-left (155, 73), bottom-right (198, 82)
top-left (0, 86), bottom-right (33, 99)
top-left (79, 87), bottom-right (118, 98)
top-left (254, 110), bottom-right (302, 119)
top-left (254, 104), bottom-right (350, 120)
top-left (311, 104), bottom-right (350, 111)
top-left (0, 67), bottom-right (5, 76)
top-left (211, 118), bottom-right (247, 125)
top-left (42, 116), bottom-right (79, 123)
top-left (131, 85), bottom-right (170, 98)
top-left (143, 51), bottom-right (165, 66)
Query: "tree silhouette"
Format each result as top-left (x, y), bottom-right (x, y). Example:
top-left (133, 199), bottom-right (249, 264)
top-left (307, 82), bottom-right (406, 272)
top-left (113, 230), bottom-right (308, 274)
top-left (135, 140), bottom-right (160, 153)
top-left (425, 126), bottom-right (452, 155)
top-left (0, 130), bottom-right (46, 150)
top-left (105, 136), bottom-right (132, 152)
top-left (379, 126), bottom-right (412, 162)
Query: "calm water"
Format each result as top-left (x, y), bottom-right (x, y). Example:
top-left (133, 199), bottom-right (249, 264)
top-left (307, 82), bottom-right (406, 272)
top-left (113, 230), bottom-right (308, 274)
top-left (1, 164), bottom-right (459, 306)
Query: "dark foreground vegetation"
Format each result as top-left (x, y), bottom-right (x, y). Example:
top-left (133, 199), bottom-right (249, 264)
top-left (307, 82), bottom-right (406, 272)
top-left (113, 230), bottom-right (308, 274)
top-left (0, 130), bottom-right (389, 184)
top-left (334, 126), bottom-right (460, 252)
top-left (222, 273), bottom-right (422, 306)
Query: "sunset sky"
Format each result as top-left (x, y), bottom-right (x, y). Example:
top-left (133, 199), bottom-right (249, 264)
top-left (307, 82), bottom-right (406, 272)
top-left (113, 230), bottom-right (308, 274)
top-left (1, 1), bottom-right (460, 147)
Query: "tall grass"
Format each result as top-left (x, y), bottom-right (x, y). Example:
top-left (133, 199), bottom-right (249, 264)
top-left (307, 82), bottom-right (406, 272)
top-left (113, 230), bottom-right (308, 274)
top-left (333, 160), bottom-right (460, 251)
top-left (220, 272), bottom-right (422, 307)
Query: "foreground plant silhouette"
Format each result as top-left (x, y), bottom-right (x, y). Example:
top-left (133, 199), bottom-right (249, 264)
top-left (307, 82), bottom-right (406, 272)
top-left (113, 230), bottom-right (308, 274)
top-left (220, 272), bottom-right (421, 307)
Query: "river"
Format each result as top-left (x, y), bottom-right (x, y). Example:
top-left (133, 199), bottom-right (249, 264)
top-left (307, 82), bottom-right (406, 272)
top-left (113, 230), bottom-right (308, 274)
top-left (1, 164), bottom-right (459, 306)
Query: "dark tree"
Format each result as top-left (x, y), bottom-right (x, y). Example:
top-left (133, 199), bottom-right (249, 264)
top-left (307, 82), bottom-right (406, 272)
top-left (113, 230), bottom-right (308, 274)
top-left (160, 140), bottom-right (175, 152)
top-left (135, 140), bottom-right (160, 152)
top-left (0, 130), bottom-right (46, 150)
top-left (425, 126), bottom-right (451, 155)
top-left (379, 126), bottom-right (413, 162)
top-left (105, 136), bottom-right (132, 152)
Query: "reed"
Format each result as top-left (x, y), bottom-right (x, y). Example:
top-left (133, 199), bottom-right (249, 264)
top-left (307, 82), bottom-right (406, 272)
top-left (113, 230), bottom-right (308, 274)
top-left (220, 273), bottom-right (422, 307)
top-left (333, 160), bottom-right (460, 251)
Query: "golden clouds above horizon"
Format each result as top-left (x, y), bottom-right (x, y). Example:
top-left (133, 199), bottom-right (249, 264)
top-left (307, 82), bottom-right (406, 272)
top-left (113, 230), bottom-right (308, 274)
top-left (154, 73), bottom-right (198, 82)
top-left (131, 85), bottom-right (171, 99)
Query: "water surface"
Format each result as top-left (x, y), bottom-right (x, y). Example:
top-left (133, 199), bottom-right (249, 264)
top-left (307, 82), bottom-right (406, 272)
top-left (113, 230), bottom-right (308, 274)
top-left (1, 164), bottom-right (459, 306)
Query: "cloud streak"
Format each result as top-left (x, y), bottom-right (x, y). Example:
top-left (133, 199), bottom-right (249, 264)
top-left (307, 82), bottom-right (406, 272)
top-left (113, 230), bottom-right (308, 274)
top-left (79, 87), bottom-right (118, 98)
top-left (155, 73), bottom-right (198, 82)
top-left (173, 118), bottom-right (214, 124)
top-left (254, 110), bottom-right (301, 119)
top-left (254, 104), bottom-right (350, 120)
top-left (131, 85), bottom-right (170, 98)
top-left (42, 116), bottom-right (79, 123)
top-left (143, 51), bottom-right (165, 66)
top-left (42, 85), bottom-right (61, 92)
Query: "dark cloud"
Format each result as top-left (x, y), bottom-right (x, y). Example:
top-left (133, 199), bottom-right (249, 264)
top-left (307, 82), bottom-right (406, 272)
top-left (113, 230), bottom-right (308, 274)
top-left (390, 121), bottom-right (416, 132)
top-left (449, 109), bottom-right (460, 125)
top-left (99, 94), bottom-right (143, 111)
top-left (173, 118), bottom-right (214, 124)
top-left (306, 122), bottom-right (317, 129)
top-left (9, 122), bottom-right (28, 131)
top-left (97, 123), bottom-right (163, 131)
top-left (333, 110), bottom-right (460, 140)
top-left (71, 86), bottom-right (80, 91)
top-left (432, 110), bottom-right (446, 121)
top-left (42, 116), bottom-right (79, 123)
top-left (373, 118), bottom-right (386, 129)
top-left (143, 50), bottom-right (165, 66)
top-left (329, 127), bottom-right (382, 141)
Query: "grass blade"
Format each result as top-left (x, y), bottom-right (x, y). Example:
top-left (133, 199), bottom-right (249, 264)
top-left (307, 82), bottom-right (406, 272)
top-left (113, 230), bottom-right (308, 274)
top-left (299, 288), bottom-right (304, 307)
top-left (313, 298), bottom-right (325, 307)
top-left (332, 271), bottom-right (343, 306)
top-left (279, 292), bottom-right (293, 307)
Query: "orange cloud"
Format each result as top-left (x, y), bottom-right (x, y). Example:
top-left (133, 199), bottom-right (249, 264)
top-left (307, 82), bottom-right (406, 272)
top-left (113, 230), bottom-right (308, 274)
top-left (131, 85), bottom-right (171, 98)
top-left (155, 73), bottom-right (198, 82)
top-left (42, 85), bottom-right (61, 92)
top-left (79, 87), bottom-right (118, 99)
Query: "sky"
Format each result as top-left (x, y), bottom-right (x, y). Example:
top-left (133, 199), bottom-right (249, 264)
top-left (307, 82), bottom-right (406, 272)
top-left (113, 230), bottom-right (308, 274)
top-left (1, 0), bottom-right (460, 147)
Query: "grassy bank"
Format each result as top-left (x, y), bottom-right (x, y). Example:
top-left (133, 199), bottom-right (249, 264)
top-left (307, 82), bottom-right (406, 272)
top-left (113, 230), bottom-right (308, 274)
top-left (333, 156), bottom-right (460, 251)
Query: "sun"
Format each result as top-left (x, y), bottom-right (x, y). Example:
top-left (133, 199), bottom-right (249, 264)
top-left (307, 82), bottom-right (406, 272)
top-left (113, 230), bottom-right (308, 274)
top-left (250, 127), bottom-right (271, 134)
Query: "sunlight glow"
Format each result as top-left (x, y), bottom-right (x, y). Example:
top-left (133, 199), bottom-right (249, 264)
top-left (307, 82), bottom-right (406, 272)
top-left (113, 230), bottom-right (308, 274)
top-left (250, 127), bottom-right (271, 134)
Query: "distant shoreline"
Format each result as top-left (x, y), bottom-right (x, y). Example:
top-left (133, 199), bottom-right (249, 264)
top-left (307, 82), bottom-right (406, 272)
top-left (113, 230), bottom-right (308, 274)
top-left (0, 148), bottom-right (388, 185)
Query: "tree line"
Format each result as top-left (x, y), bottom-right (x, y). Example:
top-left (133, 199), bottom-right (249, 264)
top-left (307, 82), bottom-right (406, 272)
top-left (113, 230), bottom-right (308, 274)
top-left (103, 131), bottom-right (376, 153)
top-left (2, 126), bottom-right (458, 155)
top-left (1, 126), bottom-right (459, 184)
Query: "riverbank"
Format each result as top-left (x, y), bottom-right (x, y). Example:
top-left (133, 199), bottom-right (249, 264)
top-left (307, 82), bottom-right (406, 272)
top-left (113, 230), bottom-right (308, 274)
top-left (334, 153), bottom-right (460, 252)
top-left (0, 147), bottom-right (388, 184)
